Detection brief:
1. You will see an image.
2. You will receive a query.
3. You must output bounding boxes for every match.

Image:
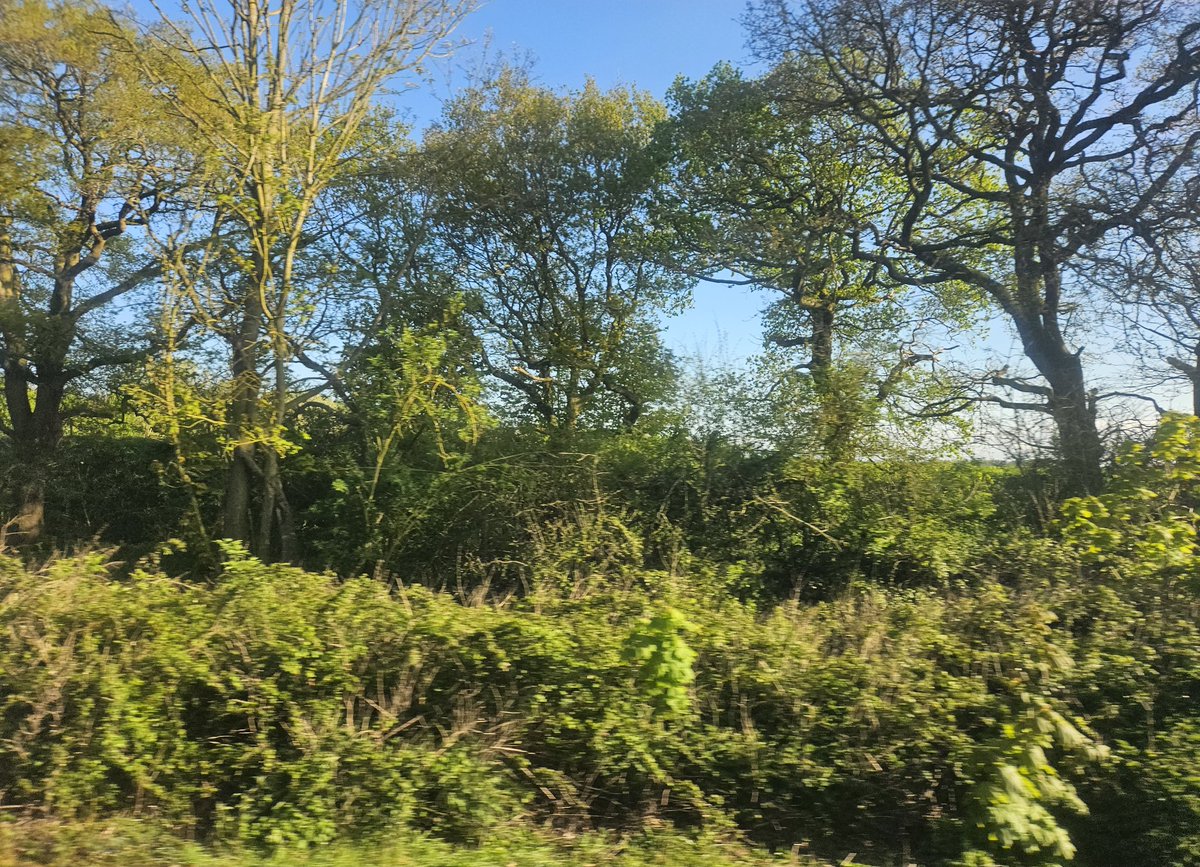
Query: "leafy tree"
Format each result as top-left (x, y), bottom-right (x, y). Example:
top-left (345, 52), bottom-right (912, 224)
top-left (1061, 412), bottom-right (1200, 586)
top-left (662, 64), bottom-right (873, 384)
top-left (0, 0), bottom-right (189, 541)
top-left (300, 312), bottom-right (492, 579)
top-left (749, 0), bottom-right (1200, 493)
top-left (663, 64), bottom-right (985, 462)
top-left (138, 0), bottom-right (473, 558)
top-left (1054, 414), bottom-right (1200, 863)
top-left (421, 72), bottom-right (686, 434)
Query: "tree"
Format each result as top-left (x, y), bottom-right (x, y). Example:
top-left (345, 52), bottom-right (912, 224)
top-left (421, 72), bottom-right (686, 434)
top-left (291, 115), bottom-right (474, 415)
top-left (1087, 190), bottom-right (1200, 416)
top-left (0, 0), bottom-right (189, 541)
top-left (662, 63), bottom-right (980, 459)
top-left (663, 64), bottom-right (878, 386)
top-left (749, 0), bottom-right (1200, 493)
top-left (283, 138), bottom-right (495, 577)
top-left (141, 0), bottom-right (473, 556)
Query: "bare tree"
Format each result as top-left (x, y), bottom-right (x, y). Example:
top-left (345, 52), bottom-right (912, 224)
top-left (1086, 184), bottom-right (1200, 415)
top-left (139, 0), bottom-right (474, 556)
top-left (749, 0), bottom-right (1200, 493)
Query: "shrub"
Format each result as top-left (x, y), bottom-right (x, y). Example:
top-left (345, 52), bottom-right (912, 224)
top-left (0, 544), bottom-right (1123, 864)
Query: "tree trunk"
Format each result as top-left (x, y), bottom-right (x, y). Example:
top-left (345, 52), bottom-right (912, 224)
top-left (0, 217), bottom-right (73, 543)
top-left (221, 275), bottom-right (265, 543)
top-left (1164, 347), bottom-right (1200, 417)
top-left (1047, 380), bottom-right (1103, 496)
top-left (1006, 230), bottom-right (1105, 496)
top-left (5, 393), bottom-right (65, 545)
top-left (806, 298), bottom-right (848, 460)
top-left (1018, 322), bottom-right (1104, 496)
top-left (808, 302), bottom-right (835, 385)
top-left (223, 445), bottom-right (255, 544)
top-left (11, 382), bottom-right (66, 544)
top-left (1191, 345), bottom-right (1200, 418)
top-left (10, 455), bottom-right (45, 545)
top-left (254, 449), bottom-right (298, 562)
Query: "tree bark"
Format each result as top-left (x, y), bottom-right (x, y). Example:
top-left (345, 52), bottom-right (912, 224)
top-left (9, 453), bottom-right (45, 545)
top-left (1192, 347), bottom-right (1200, 418)
top-left (223, 445), bottom-right (256, 544)
top-left (1011, 311), bottom-right (1104, 496)
top-left (1046, 362), bottom-right (1103, 497)
top-left (808, 301), bottom-right (835, 386)
top-left (221, 244), bottom-right (266, 544)
top-left (0, 218), bottom-right (73, 542)
top-left (1165, 351), bottom-right (1200, 418)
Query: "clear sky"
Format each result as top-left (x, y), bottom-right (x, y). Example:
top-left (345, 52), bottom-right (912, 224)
top-left (407, 0), bottom-right (770, 365)
top-left (440, 0), bottom-right (754, 98)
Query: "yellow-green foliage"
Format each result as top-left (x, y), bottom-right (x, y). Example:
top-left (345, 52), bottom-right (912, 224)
top-left (1054, 414), bottom-right (1200, 865)
top-left (11, 409), bottom-right (1200, 866)
top-left (623, 607), bottom-right (697, 718)
top-left (1061, 412), bottom-right (1200, 581)
top-left (0, 819), bottom-right (795, 867)
top-left (0, 545), bottom-right (1117, 865)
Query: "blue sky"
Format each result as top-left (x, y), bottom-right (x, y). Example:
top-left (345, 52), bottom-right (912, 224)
top-left (444, 0), bottom-right (753, 97)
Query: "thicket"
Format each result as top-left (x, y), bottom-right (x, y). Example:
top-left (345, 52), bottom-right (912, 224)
top-left (0, 820), bottom-right (791, 867)
top-left (0, 417), bottom-right (1198, 866)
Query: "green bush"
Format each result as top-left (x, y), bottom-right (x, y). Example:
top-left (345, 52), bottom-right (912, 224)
top-left (8, 410), bottom-right (1200, 865)
top-left (0, 819), bottom-right (795, 867)
top-left (1052, 414), bottom-right (1200, 866)
top-left (0, 542), bottom-right (1137, 865)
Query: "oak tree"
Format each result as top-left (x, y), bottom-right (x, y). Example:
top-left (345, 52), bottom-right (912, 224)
top-left (750, 0), bottom-right (1200, 492)
top-left (0, 0), bottom-right (188, 540)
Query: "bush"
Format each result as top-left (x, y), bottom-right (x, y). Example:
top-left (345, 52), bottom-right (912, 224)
top-left (0, 542), bottom-right (1137, 865)
top-left (0, 819), bottom-right (794, 867)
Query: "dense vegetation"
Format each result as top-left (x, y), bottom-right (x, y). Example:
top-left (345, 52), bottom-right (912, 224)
top-left (1, 0), bottom-right (1199, 864)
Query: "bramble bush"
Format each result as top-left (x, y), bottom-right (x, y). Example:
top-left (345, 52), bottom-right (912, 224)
top-left (0, 543), bottom-right (1152, 865)
top-left (2, 416), bottom-right (1199, 865)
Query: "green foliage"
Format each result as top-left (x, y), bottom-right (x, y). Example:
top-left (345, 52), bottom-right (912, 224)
top-left (1061, 412), bottom-right (1200, 582)
top-left (298, 307), bottom-right (492, 577)
top-left (962, 702), bottom-right (1099, 866)
top-left (0, 819), bottom-right (796, 867)
top-left (6, 390), bottom-right (1195, 866)
top-left (772, 456), bottom-right (1003, 590)
top-left (662, 63), bottom-right (985, 451)
top-left (623, 607), bottom-right (697, 718)
top-left (3, 8), bottom-right (1200, 866)
top-left (1053, 414), bottom-right (1200, 865)
top-left (0, 543), bottom-right (1141, 865)
top-left (421, 69), bottom-right (685, 431)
